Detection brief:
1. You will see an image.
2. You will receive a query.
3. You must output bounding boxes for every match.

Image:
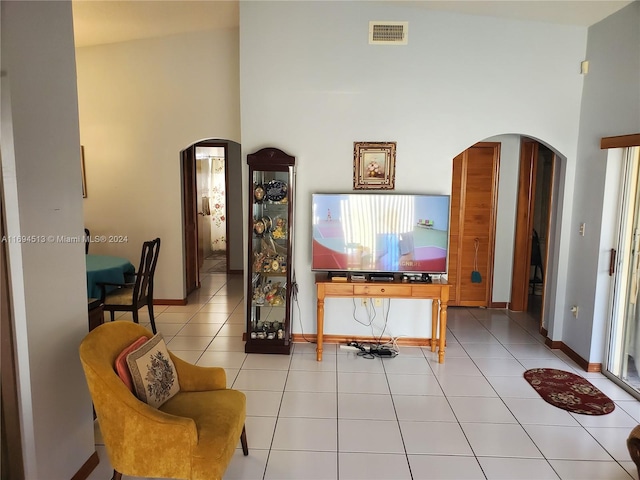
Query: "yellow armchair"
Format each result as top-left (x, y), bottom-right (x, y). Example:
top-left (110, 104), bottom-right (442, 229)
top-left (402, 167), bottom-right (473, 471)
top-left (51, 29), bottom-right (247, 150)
top-left (79, 321), bottom-right (247, 480)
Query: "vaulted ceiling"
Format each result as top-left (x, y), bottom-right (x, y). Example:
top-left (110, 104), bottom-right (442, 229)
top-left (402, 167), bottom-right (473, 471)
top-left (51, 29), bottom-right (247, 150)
top-left (72, 0), bottom-right (635, 48)
top-left (72, 0), bottom-right (239, 47)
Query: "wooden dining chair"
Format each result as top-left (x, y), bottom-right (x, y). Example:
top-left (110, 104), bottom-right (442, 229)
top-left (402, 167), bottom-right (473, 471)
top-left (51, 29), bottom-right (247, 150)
top-left (98, 238), bottom-right (160, 334)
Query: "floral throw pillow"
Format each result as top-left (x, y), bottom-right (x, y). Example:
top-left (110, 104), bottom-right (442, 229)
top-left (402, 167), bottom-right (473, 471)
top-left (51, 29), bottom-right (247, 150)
top-left (126, 333), bottom-right (180, 408)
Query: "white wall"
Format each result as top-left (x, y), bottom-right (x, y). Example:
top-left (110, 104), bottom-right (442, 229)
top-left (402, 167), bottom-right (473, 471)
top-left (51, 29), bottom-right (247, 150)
top-left (569, 2), bottom-right (640, 362)
top-left (76, 27), bottom-right (240, 300)
top-left (1, 1), bottom-right (95, 477)
top-left (240, 1), bottom-right (587, 340)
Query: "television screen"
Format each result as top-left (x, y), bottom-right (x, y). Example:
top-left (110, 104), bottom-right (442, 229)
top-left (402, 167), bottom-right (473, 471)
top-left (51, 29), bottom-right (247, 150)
top-left (312, 193), bottom-right (450, 274)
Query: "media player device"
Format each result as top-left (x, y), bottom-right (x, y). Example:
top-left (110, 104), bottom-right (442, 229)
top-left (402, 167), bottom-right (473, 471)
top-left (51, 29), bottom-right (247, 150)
top-left (369, 274), bottom-right (394, 282)
top-left (402, 273), bottom-right (432, 283)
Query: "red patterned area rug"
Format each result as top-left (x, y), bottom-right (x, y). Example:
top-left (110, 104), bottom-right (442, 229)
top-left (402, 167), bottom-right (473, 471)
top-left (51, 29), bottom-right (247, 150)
top-left (523, 368), bottom-right (615, 415)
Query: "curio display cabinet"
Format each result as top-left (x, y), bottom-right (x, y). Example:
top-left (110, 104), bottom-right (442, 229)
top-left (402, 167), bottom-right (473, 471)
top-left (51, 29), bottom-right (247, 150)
top-left (245, 147), bottom-right (295, 354)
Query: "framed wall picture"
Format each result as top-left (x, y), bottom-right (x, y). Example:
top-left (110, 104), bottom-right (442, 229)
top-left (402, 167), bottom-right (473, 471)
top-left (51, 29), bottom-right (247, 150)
top-left (81, 145), bottom-right (87, 198)
top-left (353, 141), bottom-right (396, 190)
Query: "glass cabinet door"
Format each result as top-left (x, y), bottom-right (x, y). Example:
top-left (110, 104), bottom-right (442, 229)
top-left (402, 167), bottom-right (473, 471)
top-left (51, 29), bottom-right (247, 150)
top-left (246, 148), bottom-right (295, 354)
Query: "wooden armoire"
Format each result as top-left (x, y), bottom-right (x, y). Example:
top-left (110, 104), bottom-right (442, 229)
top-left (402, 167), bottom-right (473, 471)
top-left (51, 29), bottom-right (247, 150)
top-left (448, 142), bottom-right (500, 306)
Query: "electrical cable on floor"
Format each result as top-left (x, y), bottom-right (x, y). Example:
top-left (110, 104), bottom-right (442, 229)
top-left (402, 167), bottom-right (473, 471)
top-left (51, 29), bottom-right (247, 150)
top-left (372, 298), bottom-right (390, 343)
top-left (343, 298), bottom-right (399, 358)
top-left (371, 299), bottom-right (399, 356)
top-left (291, 272), bottom-right (314, 344)
top-left (346, 340), bottom-right (398, 359)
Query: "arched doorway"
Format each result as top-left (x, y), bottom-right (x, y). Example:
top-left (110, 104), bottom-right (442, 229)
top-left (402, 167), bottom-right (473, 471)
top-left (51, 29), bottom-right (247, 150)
top-left (448, 134), bottom-right (562, 333)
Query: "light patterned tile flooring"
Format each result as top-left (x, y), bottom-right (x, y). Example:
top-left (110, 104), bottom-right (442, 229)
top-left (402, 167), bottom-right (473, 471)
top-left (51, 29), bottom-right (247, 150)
top-left (88, 273), bottom-right (640, 480)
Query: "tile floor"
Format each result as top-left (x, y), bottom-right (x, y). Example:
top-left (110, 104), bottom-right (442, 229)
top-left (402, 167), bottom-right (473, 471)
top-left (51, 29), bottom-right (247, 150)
top-left (88, 272), bottom-right (640, 480)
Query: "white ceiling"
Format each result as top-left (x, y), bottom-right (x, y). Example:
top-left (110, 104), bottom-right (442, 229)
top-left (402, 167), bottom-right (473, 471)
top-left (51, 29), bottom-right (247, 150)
top-left (394, 0), bottom-right (635, 27)
top-left (72, 0), bottom-right (635, 48)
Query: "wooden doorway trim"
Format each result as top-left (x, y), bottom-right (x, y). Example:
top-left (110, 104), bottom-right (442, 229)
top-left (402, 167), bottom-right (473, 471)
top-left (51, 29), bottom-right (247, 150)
top-left (221, 144), bottom-right (231, 274)
top-left (182, 146), bottom-right (199, 296)
top-left (510, 140), bottom-right (537, 311)
top-left (600, 133), bottom-right (640, 149)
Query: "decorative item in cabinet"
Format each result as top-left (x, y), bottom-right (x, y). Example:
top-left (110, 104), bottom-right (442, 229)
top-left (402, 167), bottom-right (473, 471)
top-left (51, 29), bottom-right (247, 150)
top-left (246, 147), bottom-right (295, 354)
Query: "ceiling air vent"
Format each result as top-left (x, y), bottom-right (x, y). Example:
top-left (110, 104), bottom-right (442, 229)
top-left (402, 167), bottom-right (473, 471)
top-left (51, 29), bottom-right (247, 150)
top-left (369, 21), bottom-right (408, 45)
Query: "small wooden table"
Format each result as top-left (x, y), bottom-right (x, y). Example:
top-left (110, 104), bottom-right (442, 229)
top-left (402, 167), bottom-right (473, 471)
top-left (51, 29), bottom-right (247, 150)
top-left (315, 274), bottom-right (450, 363)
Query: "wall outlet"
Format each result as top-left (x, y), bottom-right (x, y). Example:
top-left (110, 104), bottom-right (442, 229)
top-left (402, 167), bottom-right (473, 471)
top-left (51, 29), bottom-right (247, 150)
top-left (571, 305), bottom-right (579, 318)
top-left (580, 60), bottom-right (589, 75)
top-left (361, 298), bottom-right (368, 307)
top-left (374, 298), bottom-right (382, 307)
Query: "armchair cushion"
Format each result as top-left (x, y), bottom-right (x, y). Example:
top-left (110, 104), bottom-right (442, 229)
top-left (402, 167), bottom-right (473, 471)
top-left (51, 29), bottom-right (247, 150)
top-left (115, 336), bottom-right (148, 392)
top-left (126, 333), bottom-right (180, 408)
top-left (160, 389), bottom-right (246, 479)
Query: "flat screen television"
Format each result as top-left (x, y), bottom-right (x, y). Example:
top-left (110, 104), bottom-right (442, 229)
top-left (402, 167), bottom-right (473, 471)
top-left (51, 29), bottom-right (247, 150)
top-left (311, 193), bottom-right (450, 274)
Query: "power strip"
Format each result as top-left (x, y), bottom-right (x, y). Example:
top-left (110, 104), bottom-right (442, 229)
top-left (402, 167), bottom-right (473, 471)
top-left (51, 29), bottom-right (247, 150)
top-left (340, 345), bottom-right (361, 352)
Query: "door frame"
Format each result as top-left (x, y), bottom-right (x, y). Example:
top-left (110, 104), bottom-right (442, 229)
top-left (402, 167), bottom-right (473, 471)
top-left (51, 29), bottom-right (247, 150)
top-left (181, 140), bottom-right (231, 296)
top-left (510, 139), bottom-right (555, 316)
top-left (602, 142), bottom-right (640, 395)
top-left (181, 145), bottom-right (199, 295)
top-left (510, 140), bottom-right (538, 312)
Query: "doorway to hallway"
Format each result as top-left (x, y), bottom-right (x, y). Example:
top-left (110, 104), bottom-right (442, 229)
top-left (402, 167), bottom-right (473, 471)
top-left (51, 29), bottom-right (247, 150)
top-left (510, 140), bottom-right (556, 329)
top-left (182, 138), bottom-right (243, 297)
top-left (182, 140), bottom-right (229, 296)
top-left (196, 144), bottom-right (228, 274)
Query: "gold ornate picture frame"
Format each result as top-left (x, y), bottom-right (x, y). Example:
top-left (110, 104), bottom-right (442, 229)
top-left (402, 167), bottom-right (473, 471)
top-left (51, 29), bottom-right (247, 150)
top-left (353, 141), bottom-right (396, 190)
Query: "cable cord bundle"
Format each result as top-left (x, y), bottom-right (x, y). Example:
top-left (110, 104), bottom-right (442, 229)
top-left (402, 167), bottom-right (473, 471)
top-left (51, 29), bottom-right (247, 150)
top-left (345, 341), bottom-right (398, 359)
top-left (291, 272), bottom-right (315, 344)
top-left (346, 296), bottom-right (400, 358)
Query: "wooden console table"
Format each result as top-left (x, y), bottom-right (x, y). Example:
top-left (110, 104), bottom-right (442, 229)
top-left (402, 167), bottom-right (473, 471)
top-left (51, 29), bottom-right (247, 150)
top-left (315, 274), bottom-right (450, 363)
